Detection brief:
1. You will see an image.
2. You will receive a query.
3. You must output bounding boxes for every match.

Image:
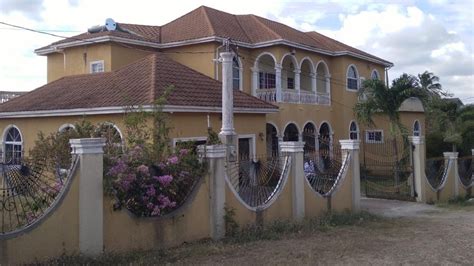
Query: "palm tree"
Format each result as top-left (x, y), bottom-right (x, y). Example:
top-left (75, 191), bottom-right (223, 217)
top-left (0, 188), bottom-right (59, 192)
top-left (418, 71), bottom-right (445, 98)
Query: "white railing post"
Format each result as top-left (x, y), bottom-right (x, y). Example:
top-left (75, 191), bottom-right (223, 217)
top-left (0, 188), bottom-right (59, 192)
top-left (70, 138), bottom-right (106, 256)
top-left (339, 140), bottom-right (361, 212)
top-left (199, 145), bottom-right (226, 240)
top-left (280, 141), bottom-right (305, 221)
top-left (409, 136), bottom-right (425, 202)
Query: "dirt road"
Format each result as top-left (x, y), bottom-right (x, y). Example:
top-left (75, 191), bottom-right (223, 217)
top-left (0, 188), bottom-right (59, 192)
top-left (161, 198), bottom-right (474, 265)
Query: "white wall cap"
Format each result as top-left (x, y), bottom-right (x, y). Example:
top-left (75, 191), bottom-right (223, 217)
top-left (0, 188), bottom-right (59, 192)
top-left (198, 144), bottom-right (227, 158)
top-left (279, 141), bottom-right (305, 152)
top-left (339, 139), bottom-right (360, 150)
top-left (70, 138), bottom-right (106, 155)
top-left (443, 152), bottom-right (458, 159)
top-left (408, 136), bottom-right (425, 145)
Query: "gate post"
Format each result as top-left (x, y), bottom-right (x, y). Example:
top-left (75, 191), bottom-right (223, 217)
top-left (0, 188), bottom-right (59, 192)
top-left (339, 140), bottom-right (361, 212)
top-left (280, 141), bottom-right (305, 222)
top-left (199, 145), bottom-right (226, 240)
top-left (444, 152), bottom-right (458, 198)
top-left (409, 136), bottom-right (425, 202)
top-left (70, 138), bottom-right (106, 256)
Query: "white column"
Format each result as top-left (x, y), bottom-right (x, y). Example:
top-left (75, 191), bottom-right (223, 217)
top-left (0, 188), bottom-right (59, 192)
top-left (219, 52), bottom-right (235, 136)
top-left (444, 152), bottom-right (458, 197)
top-left (275, 64), bottom-right (282, 102)
top-left (294, 68), bottom-right (301, 103)
top-left (339, 139), bottom-right (361, 212)
top-left (280, 141), bottom-right (305, 222)
top-left (310, 72), bottom-right (316, 92)
top-left (70, 138), bottom-right (106, 256)
top-left (199, 145), bottom-right (227, 240)
top-left (409, 136), bottom-right (425, 202)
top-left (251, 67), bottom-right (259, 97)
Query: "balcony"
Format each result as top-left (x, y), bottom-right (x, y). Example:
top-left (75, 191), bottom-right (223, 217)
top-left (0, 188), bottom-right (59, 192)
top-left (256, 88), bottom-right (330, 105)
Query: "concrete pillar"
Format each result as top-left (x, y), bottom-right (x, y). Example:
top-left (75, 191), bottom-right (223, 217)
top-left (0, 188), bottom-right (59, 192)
top-left (280, 141), bottom-right (305, 222)
top-left (339, 139), bottom-right (361, 212)
top-left (409, 136), bottom-right (425, 202)
top-left (219, 52), bottom-right (237, 162)
top-left (200, 145), bottom-right (226, 240)
top-left (294, 68), bottom-right (301, 103)
top-left (70, 138), bottom-right (106, 256)
top-left (251, 67), bottom-right (259, 97)
top-left (310, 72), bottom-right (316, 93)
top-left (275, 64), bottom-right (282, 102)
top-left (444, 152), bottom-right (458, 197)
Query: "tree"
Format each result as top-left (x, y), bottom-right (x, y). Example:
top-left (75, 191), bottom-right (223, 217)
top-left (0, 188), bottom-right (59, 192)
top-left (418, 71), bottom-right (446, 98)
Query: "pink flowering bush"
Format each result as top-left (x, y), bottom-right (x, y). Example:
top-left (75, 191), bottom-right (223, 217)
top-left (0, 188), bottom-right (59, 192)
top-left (106, 145), bottom-right (205, 217)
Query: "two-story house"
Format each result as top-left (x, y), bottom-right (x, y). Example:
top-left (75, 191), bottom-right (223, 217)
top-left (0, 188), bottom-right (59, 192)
top-left (0, 6), bottom-right (424, 162)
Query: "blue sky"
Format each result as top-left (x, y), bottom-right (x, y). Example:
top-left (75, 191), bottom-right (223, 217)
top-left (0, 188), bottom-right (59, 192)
top-left (0, 0), bottom-right (472, 103)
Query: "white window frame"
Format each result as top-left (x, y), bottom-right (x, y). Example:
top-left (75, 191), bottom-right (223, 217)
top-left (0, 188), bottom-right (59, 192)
top-left (349, 121), bottom-right (359, 140)
top-left (90, 60), bottom-right (104, 73)
top-left (365, 130), bottom-right (384, 143)
top-left (413, 120), bottom-right (421, 136)
top-left (346, 64), bottom-right (359, 92)
top-left (232, 57), bottom-right (243, 91)
top-left (58, 123), bottom-right (76, 133)
top-left (2, 125), bottom-right (23, 164)
top-left (172, 136), bottom-right (208, 149)
top-left (96, 122), bottom-right (124, 150)
top-left (238, 134), bottom-right (256, 161)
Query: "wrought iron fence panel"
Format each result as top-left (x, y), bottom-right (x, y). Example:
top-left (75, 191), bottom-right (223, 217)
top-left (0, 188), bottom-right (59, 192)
top-left (0, 156), bottom-right (78, 237)
top-left (226, 155), bottom-right (291, 208)
top-left (425, 157), bottom-right (449, 190)
top-left (303, 142), bottom-right (348, 196)
top-left (360, 138), bottom-right (415, 201)
top-left (458, 156), bottom-right (473, 187)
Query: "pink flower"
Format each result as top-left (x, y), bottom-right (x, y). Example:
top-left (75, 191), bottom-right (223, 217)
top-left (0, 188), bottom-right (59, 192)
top-left (147, 202), bottom-right (154, 210)
top-left (157, 195), bottom-right (176, 209)
top-left (146, 186), bottom-right (156, 197)
top-left (108, 159), bottom-right (127, 176)
top-left (167, 155), bottom-right (179, 165)
top-left (179, 149), bottom-right (189, 156)
top-left (154, 175), bottom-right (173, 187)
top-left (151, 206), bottom-right (161, 216)
top-left (137, 165), bottom-right (149, 176)
top-left (120, 180), bottom-right (130, 192)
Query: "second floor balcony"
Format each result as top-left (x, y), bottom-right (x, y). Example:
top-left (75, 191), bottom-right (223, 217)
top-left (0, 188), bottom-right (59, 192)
top-left (256, 88), bottom-right (330, 105)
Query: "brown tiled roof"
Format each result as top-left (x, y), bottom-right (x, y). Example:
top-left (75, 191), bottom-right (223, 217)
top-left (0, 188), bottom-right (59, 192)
top-left (35, 6), bottom-right (391, 65)
top-left (0, 53), bottom-right (277, 113)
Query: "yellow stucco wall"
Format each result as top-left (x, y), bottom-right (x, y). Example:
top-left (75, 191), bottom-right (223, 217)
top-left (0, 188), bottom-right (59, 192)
top-left (163, 43), bottom-right (218, 80)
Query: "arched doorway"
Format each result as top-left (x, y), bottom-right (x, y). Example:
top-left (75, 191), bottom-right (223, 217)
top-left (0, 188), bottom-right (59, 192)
top-left (318, 122), bottom-right (332, 170)
top-left (303, 123), bottom-right (316, 155)
top-left (266, 123), bottom-right (279, 157)
top-left (283, 123), bottom-right (299, 141)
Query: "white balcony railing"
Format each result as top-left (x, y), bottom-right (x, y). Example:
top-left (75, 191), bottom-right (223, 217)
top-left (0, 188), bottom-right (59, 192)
top-left (256, 88), bottom-right (330, 105)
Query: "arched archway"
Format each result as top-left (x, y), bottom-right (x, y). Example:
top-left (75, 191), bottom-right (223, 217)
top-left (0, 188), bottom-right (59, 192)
top-left (283, 123), bottom-right (299, 141)
top-left (281, 54), bottom-right (298, 91)
top-left (300, 58), bottom-right (314, 91)
top-left (266, 123), bottom-right (279, 157)
top-left (318, 122), bottom-right (332, 170)
top-left (303, 122), bottom-right (316, 155)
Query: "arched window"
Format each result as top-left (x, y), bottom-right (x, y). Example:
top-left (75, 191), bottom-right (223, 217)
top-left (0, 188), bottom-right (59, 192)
top-left (283, 123), bottom-right (299, 141)
top-left (413, 120), bottom-right (421, 136)
top-left (349, 121), bottom-right (359, 140)
top-left (266, 123), bottom-right (279, 157)
top-left (95, 123), bottom-right (123, 154)
top-left (59, 123), bottom-right (75, 133)
top-left (303, 123), bottom-right (316, 154)
top-left (233, 57), bottom-right (241, 90)
top-left (347, 65), bottom-right (359, 90)
top-left (3, 126), bottom-right (22, 164)
top-left (371, 70), bottom-right (379, 80)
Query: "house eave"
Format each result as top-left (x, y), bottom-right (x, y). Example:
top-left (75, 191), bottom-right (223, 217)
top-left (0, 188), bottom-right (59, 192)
top-left (0, 105), bottom-right (278, 118)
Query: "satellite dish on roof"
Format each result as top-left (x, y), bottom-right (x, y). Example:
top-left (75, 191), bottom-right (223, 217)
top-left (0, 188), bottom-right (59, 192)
top-left (105, 18), bottom-right (116, 31)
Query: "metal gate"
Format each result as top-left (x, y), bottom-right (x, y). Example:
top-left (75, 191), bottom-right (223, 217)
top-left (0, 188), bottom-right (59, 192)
top-left (360, 137), bottom-right (415, 201)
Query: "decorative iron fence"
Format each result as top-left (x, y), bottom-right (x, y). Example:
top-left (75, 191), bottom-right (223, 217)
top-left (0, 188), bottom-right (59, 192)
top-left (226, 155), bottom-right (291, 208)
top-left (425, 157), bottom-right (449, 190)
top-left (303, 143), bottom-right (350, 197)
top-left (0, 156), bottom-right (78, 237)
top-left (458, 156), bottom-right (473, 187)
top-left (360, 138), bottom-right (415, 201)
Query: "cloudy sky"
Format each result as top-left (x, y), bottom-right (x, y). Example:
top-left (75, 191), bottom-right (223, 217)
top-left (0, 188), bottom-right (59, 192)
top-left (0, 0), bottom-right (473, 103)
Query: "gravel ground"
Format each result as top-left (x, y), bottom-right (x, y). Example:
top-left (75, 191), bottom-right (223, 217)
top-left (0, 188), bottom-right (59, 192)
top-left (161, 198), bottom-right (474, 265)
